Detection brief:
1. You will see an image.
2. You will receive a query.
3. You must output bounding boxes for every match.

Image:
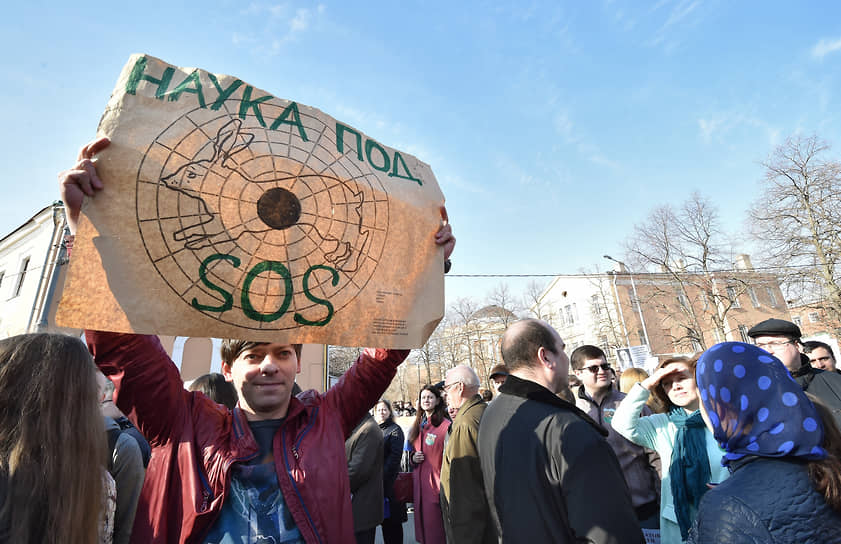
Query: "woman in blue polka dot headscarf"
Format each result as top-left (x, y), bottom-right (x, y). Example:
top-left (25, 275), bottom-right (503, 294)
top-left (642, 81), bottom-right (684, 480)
top-left (688, 342), bottom-right (841, 544)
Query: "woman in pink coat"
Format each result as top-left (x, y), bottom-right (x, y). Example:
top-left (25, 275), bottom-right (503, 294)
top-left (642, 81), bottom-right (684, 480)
top-left (408, 385), bottom-right (451, 544)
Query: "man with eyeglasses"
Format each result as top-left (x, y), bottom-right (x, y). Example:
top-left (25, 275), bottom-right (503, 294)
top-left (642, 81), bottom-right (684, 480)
top-left (748, 318), bottom-right (841, 428)
top-left (439, 365), bottom-right (494, 544)
top-left (571, 345), bottom-right (661, 532)
top-left (478, 319), bottom-right (643, 544)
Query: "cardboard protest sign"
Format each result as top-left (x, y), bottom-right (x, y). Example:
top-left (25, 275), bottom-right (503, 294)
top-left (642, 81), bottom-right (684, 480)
top-left (56, 54), bottom-right (446, 348)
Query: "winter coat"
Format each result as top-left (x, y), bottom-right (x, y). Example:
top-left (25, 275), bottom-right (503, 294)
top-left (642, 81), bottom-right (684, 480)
top-left (478, 374), bottom-right (644, 544)
top-left (440, 394), bottom-right (495, 544)
top-left (688, 456), bottom-right (841, 544)
top-left (412, 415), bottom-right (450, 544)
top-left (88, 330), bottom-right (408, 544)
top-left (575, 386), bottom-right (661, 514)
top-left (345, 413), bottom-right (384, 533)
top-left (379, 418), bottom-right (407, 522)
top-left (105, 416), bottom-right (145, 544)
top-left (612, 383), bottom-right (730, 544)
top-left (792, 359), bottom-right (841, 429)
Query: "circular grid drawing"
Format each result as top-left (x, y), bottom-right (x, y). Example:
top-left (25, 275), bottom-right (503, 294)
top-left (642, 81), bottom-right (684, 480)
top-left (136, 102), bottom-right (390, 330)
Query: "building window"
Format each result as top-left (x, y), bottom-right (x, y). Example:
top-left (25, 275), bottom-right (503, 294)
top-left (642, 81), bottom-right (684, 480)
top-left (726, 286), bottom-right (741, 309)
top-left (765, 287), bottom-right (778, 307)
top-left (591, 294), bottom-right (602, 316)
top-left (809, 312), bottom-right (820, 323)
top-left (13, 257), bottom-right (30, 298)
top-left (748, 287), bottom-right (760, 308)
top-left (565, 305), bottom-right (575, 325)
top-left (677, 292), bottom-right (689, 311)
top-left (793, 315), bottom-right (802, 327)
top-left (599, 335), bottom-right (609, 350)
top-left (738, 325), bottom-right (750, 342)
top-left (630, 294), bottom-right (641, 312)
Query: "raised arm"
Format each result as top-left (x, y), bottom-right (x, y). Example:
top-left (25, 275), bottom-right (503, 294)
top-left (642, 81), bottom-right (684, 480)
top-left (88, 331), bottom-right (193, 446)
top-left (612, 383), bottom-right (665, 451)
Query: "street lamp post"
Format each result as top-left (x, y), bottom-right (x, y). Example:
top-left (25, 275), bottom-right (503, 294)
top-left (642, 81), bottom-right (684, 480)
top-left (604, 255), bottom-right (651, 350)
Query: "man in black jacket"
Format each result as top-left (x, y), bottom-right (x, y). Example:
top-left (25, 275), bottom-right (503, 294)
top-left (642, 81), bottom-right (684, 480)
top-left (478, 319), bottom-right (644, 544)
top-left (748, 318), bottom-right (841, 428)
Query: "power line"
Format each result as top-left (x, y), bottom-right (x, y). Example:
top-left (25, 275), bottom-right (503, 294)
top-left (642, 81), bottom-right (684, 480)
top-left (445, 262), bottom-right (834, 279)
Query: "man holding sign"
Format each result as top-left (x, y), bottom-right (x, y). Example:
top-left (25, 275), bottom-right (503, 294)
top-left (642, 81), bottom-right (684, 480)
top-left (60, 134), bottom-right (454, 544)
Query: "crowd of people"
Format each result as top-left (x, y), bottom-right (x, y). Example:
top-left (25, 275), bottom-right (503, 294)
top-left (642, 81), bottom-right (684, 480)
top-left (2, 137), bottom-right (841, 544)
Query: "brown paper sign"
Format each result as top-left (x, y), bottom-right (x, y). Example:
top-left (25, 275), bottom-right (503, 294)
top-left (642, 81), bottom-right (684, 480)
top-left (56, 54), bottom-right (445, 348)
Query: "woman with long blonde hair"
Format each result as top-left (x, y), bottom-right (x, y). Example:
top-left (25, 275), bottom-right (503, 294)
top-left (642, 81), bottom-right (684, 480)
top-left (0, 333), bottom-right (109, 543)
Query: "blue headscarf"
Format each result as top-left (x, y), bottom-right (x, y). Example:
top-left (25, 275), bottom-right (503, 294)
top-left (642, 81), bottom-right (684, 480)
top-left (696, 342), bottom-right (826, 464)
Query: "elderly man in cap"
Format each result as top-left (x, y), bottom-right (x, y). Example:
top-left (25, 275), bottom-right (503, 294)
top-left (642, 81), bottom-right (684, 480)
top-left (748, 318), bottom-right (841, 427)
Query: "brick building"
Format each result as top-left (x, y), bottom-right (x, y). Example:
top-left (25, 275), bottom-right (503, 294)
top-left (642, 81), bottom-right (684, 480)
top-left (533, 256), bottom-right (791, 366)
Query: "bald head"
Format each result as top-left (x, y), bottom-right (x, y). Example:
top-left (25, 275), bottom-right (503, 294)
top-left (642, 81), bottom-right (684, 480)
top-left (500, 319), bottom-right (569, 393)
top-left (501, 319), bottom-right (559, 371)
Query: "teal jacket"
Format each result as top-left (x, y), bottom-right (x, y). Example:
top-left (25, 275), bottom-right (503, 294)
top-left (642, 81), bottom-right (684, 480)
top-left (612, 384), bottom-right (729, 544)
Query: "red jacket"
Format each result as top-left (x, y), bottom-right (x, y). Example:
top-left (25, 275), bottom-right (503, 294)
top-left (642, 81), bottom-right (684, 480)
top-left (87, 331), bottom-right (409, 544)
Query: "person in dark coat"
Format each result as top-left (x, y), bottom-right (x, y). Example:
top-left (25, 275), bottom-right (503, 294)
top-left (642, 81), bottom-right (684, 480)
top-left (346, 412), bottom-right (385, 544)
top-left (689, 342), bottom-right (841, 544)
top-left (478, 319), bottom-right (644, 544)
top-left (373, 400), bottom-right (407, 544)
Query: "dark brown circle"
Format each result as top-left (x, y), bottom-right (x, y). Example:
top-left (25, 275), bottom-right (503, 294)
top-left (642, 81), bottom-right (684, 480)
top-left (257, 187), bottom-right (301, 230)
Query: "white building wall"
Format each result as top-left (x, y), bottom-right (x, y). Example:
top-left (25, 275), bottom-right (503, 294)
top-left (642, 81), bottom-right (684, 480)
top-left (534, 274), bottom-right (627, 355)
top-left (0, 205), bottom-right (64, 338)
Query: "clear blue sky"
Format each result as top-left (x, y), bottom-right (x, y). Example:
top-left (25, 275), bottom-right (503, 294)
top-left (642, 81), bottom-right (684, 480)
top-left (3, 1), bottom-right (841, 308)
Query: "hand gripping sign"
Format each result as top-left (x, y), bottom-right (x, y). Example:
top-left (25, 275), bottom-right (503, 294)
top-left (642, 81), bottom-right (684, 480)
top-left (56, 54), bottom-right (446, 348)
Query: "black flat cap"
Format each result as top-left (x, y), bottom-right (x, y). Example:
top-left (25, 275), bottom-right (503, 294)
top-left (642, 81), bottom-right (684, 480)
top-left (489, 364), bottom-right (509, 379)
top-left (747, 318), bottom-right (802, 339)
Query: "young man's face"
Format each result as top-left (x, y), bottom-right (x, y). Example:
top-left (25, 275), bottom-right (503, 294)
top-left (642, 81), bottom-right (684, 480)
top-left (753, 335), bottom-right (802, 371)
top-left (575, 356), bottom-right (612, 394)
top-left (808, 346), bottom-right (837, 371)
top-left (222, 342), bottom-right (301, 421)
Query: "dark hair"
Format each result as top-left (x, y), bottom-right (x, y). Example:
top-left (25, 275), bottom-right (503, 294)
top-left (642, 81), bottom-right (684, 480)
top-left (189, 373), bottom-right (238, 410)
top-left (806, 394), bottom-right (841, 513)
top-left (651, 356), bottom-right (698, 411)
top-left (220, 340), bottom-right (302, 365)
top-left (803, 341), bottom-right (836, 359)
top-left (375, 399), bottom-right (395, 422)
top-left (408, 385), bottom-right (447, 444)
top-left (570, 344), bottom-right (607, 370)
top-left (500, 319), bottom-right (558, 371)
top-left (482, 390), bottom-right (493, 402)
top-left (0, 333), bottom-right (106, 543)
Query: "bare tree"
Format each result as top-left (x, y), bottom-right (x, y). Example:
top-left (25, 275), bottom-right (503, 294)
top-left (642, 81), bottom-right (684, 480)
top-left (583, 269), bottom-right (626, 354)
top-left (486, 283), bottom-right (521, 327)
top-left (522, 279), bottom-right (552, 320)
top-left (327, 346), bottom-right (362, 377)
top-left (624, 192), bottom-right (747, 351)
top-left (750, 135), bottom-right (841, 332)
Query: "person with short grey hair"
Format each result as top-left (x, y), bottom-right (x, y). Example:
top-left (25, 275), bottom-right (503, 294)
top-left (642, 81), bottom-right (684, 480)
top-left (440, 365), bottom-right (494, 544)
